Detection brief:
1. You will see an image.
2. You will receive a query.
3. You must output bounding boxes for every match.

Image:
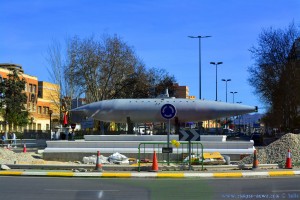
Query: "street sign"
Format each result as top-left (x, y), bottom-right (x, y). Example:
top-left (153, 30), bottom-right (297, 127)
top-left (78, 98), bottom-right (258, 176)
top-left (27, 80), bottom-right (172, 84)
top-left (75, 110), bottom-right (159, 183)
top-left (161, 103), bottom-right (177, 166)
top-left (161, 104), bottom-right (176, 119)
top-left (162, 147), bottom-right (173, 153)
top-left (179, 129), bottom-right (200, 141)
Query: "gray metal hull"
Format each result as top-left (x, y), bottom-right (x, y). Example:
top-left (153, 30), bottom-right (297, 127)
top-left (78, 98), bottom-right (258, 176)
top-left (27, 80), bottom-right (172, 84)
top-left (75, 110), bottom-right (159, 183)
top-left (71, 98), bottom-right (257, 123)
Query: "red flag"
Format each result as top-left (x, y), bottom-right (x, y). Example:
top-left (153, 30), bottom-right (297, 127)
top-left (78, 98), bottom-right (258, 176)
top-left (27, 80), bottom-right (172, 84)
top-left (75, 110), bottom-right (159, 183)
top-left (63, 112), bottom-right (68, 125)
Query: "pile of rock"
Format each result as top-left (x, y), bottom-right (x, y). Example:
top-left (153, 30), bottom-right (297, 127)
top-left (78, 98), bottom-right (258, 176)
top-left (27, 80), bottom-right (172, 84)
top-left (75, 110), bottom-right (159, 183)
top-left (239, 133), bottom-right (300, 165)
top-left (0, 148), bottom-right (45, 164)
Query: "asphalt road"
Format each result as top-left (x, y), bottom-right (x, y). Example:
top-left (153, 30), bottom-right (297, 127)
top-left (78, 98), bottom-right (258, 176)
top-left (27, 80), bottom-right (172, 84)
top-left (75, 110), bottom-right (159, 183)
top-left (0, 176), bottom-right (299, 200)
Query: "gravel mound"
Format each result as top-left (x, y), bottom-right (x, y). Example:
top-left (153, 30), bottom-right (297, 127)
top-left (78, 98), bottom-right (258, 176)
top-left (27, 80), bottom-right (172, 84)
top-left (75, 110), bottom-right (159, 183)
top-left (0, 148), bottom-right (74, 165)
top-left (0, 148), bottom-right (45, 164)
top-left (239, 133), bottom-right (300, 164)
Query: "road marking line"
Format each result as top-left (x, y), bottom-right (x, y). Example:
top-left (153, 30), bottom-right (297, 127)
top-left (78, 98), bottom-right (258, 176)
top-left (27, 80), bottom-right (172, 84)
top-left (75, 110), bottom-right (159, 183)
top-left (45, 189), bottom-right (119, 192)
top-left (157, 173), bottom-right (185, 178)
top-left (0, 171), bottom-right (23, 175)
top-left (46, 172), bottom-right (74, 177)
top-left (131, 173), bottom-right (157, 178)
top-left (213, 172), bottom-right (243, 178)
top-left (268, 171), bottom-right (295, 176)
top-left (101, 173), bottom-right (132, 178)
top-left (242, 172), bottom-right (269, 177)
top-left (293, 171), bottom-right (300, 175)
top-left (22, 172), bottom-right (48, 176)
top-left (272, 189), bottom-right (300, 192)
top-left (73, 173), bottom-right (101, 177)
top-left (184, 173), bottom-right (214, 178)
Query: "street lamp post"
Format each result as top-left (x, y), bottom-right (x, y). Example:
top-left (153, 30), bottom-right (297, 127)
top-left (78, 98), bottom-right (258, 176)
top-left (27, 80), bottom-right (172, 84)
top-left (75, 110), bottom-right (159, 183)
top-left (230, 91), bottom-right (238, 103)
top-left (210, 62), bottom-right (223, 101)
top-left (236, 102), bottom-right (242, 132)
top-left (210, 61), bottom-right (223, 134)
top-left (222, 78), bottom-right (231, 129)
top-left (49, 110), bottom-right (53, 132)
top-left (188, 35), bottom-right (211, 99)
top-left (221, 79), bottom-right (231, 102)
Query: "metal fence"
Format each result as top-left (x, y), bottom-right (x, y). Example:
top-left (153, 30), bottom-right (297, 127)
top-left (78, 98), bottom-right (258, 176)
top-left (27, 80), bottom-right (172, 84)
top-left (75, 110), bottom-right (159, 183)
top-left (138, 141), bottom-right (204, 172)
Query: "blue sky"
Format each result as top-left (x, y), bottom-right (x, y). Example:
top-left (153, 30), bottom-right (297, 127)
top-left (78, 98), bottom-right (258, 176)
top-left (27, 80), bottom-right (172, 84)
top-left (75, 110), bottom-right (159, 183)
top-left (1, 0), bottom-right (300, 113)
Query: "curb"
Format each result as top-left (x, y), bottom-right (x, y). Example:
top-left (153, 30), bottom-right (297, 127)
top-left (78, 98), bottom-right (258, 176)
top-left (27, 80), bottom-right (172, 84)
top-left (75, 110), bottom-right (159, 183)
top-left (1, 170), bottom-right (300, 178)
top-left (4, 163), bottom-right (279, 170)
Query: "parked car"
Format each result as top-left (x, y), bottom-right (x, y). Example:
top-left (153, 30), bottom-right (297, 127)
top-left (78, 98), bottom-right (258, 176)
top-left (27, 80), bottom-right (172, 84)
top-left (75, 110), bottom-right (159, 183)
top-left (134, 126), bottom-right (153, 135)
top-left (250, 132), bottom-right (262, 145)
top-left (222, 128), bottom-right (234, 135)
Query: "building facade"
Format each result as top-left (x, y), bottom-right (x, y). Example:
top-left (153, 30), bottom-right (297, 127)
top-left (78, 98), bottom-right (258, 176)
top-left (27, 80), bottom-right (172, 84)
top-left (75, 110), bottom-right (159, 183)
top-left (0, 63), bottom-right (59, 132)
top-left (173, 83), bottom-right (214, 129)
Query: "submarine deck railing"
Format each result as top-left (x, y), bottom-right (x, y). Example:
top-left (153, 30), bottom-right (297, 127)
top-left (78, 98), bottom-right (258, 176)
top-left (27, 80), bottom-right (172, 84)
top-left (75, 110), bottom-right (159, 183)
top-left (138, 142), bottom-right (204, 172)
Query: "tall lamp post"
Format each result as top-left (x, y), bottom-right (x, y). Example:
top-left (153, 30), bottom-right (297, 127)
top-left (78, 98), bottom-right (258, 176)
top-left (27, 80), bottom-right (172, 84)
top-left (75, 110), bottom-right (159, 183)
top-left (236, 102), bottom-right (242, 132)
top-left (210, 62), bottom-right (223, 101)
top-left (222, 78), bottom-right (231, 129)
top-left (230, 91), bottom-right (238, 103)
top-left (221, 79), bottom-right (231, 102)
top-left (188, 35), bottom-right (211, 99)
top-left (49, 110), bottom-right (53, 132)
top-left (210, 61), bottom-right (223, 134)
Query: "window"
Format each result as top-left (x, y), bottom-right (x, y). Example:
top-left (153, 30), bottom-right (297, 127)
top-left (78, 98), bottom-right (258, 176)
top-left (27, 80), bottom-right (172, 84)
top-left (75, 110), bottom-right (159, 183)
top-left (38, 106), bottom-right (41, 114)
top-left (33, 85), bottom-right (36, 93)
top-left (31, 93), bottom-right (35, 102)
top-left (43, 107), bottom-right (49, 114)
top-left (37, 123), bottom-right (41, 130)
top-left (38, 90), bottom-right (42, 98)
top-left (32, 123), bottom-right (36, 130)
top-left (32, 103), bottom-right (36, 112)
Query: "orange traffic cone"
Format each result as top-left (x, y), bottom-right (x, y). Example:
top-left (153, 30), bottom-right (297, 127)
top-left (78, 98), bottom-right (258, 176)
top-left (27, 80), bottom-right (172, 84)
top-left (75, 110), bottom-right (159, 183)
top-left (150, 151), bottom-right (159, 172)
top-left (252, 149), bottom-right (259, 170)
top-left (95, 151), bottom-right (103, 171)
top-left (23, 143), bottom-right (27, 153)
top-left (285, 149), bottom-right (292, 169)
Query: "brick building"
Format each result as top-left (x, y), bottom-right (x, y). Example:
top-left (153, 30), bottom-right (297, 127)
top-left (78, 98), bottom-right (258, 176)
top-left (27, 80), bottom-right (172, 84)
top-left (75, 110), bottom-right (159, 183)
top-left (0, 63), bottom-right (59, 132)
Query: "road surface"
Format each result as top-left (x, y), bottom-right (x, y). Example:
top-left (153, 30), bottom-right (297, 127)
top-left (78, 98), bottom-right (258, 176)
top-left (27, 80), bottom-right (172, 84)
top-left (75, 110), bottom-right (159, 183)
top-left (0, 176), bottom-right (299, 200)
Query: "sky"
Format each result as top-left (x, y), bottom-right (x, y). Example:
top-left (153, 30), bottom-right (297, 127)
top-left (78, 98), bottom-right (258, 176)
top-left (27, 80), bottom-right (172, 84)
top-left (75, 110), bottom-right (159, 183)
top-left (1, 0), bottom-right (300, 114)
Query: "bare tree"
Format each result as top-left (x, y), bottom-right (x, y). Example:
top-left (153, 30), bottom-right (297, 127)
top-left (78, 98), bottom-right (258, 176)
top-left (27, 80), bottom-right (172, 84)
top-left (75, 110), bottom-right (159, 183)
top-left (46, 39), bottom-right (82, 123)
top-left (147, 68), bottom-right (177, 97)
top-left (46, 39), bottom-right (65, 123)
top-left (248, 22), bottom-right (300, 130)
top-left (64, 35), bottom-right (148, 103)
